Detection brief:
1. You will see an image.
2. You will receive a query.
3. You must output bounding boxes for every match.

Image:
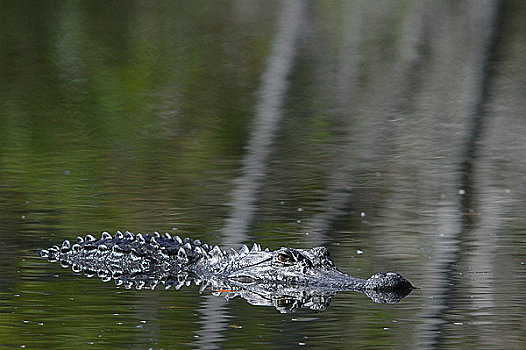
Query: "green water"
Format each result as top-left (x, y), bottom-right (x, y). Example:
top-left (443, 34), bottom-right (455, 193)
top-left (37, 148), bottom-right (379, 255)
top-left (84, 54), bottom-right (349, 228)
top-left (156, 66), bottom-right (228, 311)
top-left (2, 1), bottom-right (526, 349)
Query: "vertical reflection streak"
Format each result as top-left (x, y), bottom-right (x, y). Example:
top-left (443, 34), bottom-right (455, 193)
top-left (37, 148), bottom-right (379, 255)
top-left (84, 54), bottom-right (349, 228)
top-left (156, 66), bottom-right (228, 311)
top-left (222, 0), bottom-right (307, 246)
top-left (415, 0), bottom-right (504, 347)
top-left (196, 2), bottom-right (307, 349)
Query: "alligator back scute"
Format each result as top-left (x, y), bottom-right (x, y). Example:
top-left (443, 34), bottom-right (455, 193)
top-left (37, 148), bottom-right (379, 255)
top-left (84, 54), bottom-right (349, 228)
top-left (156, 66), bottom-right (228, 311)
top-left (40, 231), bottom-right (211, 281)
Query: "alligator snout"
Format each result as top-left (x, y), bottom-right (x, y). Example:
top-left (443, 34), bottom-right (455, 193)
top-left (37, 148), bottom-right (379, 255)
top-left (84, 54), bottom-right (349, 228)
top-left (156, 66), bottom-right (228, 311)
top-left (364, 272), bottom-right (414, 292)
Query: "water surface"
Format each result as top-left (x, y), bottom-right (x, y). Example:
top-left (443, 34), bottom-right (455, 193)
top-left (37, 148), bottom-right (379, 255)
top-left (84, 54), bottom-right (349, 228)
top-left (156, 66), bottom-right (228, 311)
top-left (1, 1), bottom-right (526, 349)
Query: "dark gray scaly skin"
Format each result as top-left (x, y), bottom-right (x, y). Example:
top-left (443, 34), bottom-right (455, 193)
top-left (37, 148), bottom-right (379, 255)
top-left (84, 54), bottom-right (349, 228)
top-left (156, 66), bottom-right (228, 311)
top-left (40, 231), bottom-right (413, 311)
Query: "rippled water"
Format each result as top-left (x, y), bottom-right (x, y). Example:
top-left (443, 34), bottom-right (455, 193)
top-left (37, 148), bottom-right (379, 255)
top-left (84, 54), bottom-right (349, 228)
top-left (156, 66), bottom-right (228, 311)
top-left (1, 1), bottom-right (526, 349)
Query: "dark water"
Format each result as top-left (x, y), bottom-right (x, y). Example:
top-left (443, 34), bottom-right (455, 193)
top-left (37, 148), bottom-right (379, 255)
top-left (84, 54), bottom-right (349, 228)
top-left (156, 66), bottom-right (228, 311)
top-left (2, 1), bottom-right (526, 348)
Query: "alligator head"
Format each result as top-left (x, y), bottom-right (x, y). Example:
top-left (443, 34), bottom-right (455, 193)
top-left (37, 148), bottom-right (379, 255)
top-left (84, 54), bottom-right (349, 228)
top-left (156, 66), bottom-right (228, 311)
top-left (201, 245), bottom-right (413, 297)
top-left (220, 246), bottom-right (355, 287)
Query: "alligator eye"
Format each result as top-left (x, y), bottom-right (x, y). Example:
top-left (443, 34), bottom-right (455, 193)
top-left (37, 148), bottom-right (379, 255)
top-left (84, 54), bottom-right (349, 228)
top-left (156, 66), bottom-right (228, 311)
top-left (277, 253), bottom-right (293, 263)
top-left (276, 250), bottom-right (299, 265)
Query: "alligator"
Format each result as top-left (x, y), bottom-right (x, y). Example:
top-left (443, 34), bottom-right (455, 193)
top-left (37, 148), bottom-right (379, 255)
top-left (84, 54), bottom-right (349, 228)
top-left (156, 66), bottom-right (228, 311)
top-left (40, 231), bottom-right (413, 312)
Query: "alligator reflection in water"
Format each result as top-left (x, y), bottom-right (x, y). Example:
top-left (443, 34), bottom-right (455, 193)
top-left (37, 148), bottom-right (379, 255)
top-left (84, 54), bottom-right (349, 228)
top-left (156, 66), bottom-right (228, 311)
top-left (40, 231), bottom-right (413, 313)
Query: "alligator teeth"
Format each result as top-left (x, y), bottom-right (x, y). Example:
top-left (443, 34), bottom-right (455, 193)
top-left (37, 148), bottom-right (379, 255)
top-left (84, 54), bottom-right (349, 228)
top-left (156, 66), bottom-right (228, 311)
top-left (72, 244), bottom-right (81, 252)
top-left (72, 264), bottom-right (82, 273)
top-left (76, 236), bottom-right (84, 243)
top-left (183, 242), bottom-right (192, 251)
top-left (239, 245), bottom-right (249, 256)
top-left (101, 276), bottom-right (112, 283)
top-left (60, 260), bottom-right (70, 269)
top-left (174, 235), bottom-right (183, 245)
top-left (125, 231), bottom-right (135, 240)
top-left (115, 230), bottom-right (124, 239)
top-left (250, 243), bottom-right (260, 252)
top-left (153, 231), bottom-right (161, 238)
top-left (202, 243), bottom-right (210, 251)
top-left (151, 236), bottom-right (160, 246)
top-left (102, 231), bottom-right (112, 240)
top-left (40, 250), bottom-right (49, 258)
top-left (163, 232), bottom-right (172, 240)
top-left (193, 239), bottom-right (201, 246)
top-left (183, 237), bottom-right (191, 244)
top-left (85, 234), bottom-right (96, 242)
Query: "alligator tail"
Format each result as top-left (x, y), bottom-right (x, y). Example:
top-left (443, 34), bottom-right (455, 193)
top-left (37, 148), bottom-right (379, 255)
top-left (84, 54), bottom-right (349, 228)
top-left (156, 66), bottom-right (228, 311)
top-left (40, 231), bottom-right (211, 281)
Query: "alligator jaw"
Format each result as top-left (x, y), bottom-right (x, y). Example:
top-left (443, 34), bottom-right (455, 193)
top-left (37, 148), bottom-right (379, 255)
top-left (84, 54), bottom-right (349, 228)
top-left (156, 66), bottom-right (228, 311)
top-left (225, 247), bottom-right (369, 290)
top-left (227, 266), bottom-right (367, 290)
